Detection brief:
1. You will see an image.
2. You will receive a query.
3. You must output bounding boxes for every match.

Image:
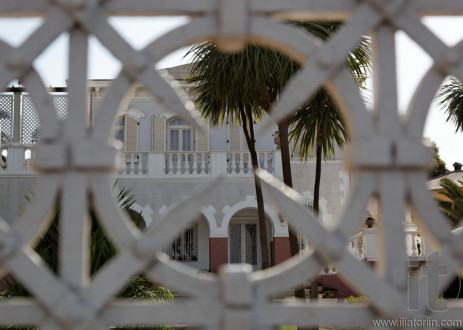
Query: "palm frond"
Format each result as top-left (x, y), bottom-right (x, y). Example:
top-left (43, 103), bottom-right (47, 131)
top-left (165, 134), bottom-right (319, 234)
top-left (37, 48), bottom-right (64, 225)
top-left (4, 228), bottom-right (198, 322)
top-left (437, 177), bottom-right (463, 227)
top-left (290, 89), bottom-right (349, 160)
top-left (437, 77), bottom-right (463, 133)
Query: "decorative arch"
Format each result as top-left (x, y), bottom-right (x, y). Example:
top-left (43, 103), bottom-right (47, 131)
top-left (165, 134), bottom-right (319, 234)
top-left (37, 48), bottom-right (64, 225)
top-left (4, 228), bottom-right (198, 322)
top-left (158, 204), bottom-right (217, 235)
top-left (129, 203), bottom-right (154, 227)
top-left (218, 195), bottom-right (288, 238)
top-left (123, 106), bottom-right (146, 121)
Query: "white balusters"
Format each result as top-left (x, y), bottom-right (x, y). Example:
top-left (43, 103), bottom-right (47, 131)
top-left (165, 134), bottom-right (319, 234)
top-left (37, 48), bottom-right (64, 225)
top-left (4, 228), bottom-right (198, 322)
top-left (200, 153), bottom-right (206, 174)
top-left (162, 152), bottom-right (211, 176)
top-left (192, 153), bottom-right (198, 174)
top-left (239, 152), bottom-right (244, 174)
top-left (225, 151), bottom-right (274, 175)
top-left (167, 153), bottom-right (173, 174)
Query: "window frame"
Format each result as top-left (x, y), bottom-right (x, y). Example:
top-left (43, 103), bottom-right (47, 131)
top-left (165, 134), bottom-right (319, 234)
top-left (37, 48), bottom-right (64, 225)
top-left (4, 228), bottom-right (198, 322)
top-left (164, 222), bottom-right (198, 262)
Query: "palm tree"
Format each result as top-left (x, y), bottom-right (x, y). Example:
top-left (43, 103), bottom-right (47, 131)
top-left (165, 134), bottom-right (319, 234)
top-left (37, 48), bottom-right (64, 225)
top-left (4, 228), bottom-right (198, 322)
top-left (437, 177), bottom-right (463, 227)
top-left (187, 22), bottom-right (369, 271)
top-left (187, 45), bottom-right (273, 269)
top-left (291, 89), bottom-right (349, 214)
top-left (437, 77), bottom-right (463, 132)
top-left (289, 88), bottom-right (348, 304)
top-left (288, 31), bottom-right (369, 304)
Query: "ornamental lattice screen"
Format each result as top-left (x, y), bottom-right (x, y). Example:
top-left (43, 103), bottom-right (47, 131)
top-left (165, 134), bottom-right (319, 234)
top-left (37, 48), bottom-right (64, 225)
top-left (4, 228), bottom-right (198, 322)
top-left (0, 0), bottom-right (463, 329)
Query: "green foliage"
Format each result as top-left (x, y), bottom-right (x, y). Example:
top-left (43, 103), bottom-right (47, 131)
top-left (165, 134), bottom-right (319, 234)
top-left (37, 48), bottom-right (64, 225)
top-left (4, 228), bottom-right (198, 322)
top-left (1, 184), bottom-right (173, 329)
top-left (344, 295), bottom-right (367, 303)
top-left (187, 22), bottom-right (370, 127)
top-left (438, 77), bottom-right (463, 133)
top-left (426, 138), bottom-right (449, 178)
top-left (288, 23), bottom-right (370, 160)
top-left (437, 177), bottom-right (463, 227)
top-left (187, 42), bottom-right (291, 126)
top-left (290, 89), bottom-right (348, 160)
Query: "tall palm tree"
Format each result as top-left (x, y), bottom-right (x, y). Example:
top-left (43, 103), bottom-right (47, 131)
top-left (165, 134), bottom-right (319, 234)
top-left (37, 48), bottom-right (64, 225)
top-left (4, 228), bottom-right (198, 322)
top-left (288, 31), bottom-right (369, 304)
top-left (187, 23), bottom-right (369, 274)
top-left (187, 44), bottom-right (275, 269)
top-left (289, 88), bottom-right (349, 304)
top-left (438, 77), bottom-right (463, 132)
top-left (290, 89), bottom-right (349, 214)
top-left (437, 177), bottom-right (463, 227)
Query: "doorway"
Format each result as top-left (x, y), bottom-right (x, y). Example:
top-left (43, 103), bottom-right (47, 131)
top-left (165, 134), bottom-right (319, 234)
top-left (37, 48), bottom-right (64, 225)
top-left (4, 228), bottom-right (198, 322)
top-left (228, 208), bottom-right (272, 270)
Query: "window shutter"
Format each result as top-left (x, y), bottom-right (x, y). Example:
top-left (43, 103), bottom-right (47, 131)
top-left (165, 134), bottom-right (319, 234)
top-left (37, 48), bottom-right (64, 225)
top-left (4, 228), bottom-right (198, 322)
top-left (125, 117), bottom-right (138, 152)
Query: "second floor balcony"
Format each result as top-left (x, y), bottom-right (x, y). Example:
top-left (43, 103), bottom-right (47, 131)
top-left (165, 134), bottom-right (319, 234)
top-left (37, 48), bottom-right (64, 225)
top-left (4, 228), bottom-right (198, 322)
top-left (0, 145), bottom-right (281, 178)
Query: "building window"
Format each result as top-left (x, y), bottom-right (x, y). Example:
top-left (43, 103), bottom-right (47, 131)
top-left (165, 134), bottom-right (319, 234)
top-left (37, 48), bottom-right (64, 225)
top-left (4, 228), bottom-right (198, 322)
top-left (115, 117), bottom-right (125, 143)
top-left (164, 223), bottom-right (198, 261)
top-left (168, 118), bottom-right (192, 152)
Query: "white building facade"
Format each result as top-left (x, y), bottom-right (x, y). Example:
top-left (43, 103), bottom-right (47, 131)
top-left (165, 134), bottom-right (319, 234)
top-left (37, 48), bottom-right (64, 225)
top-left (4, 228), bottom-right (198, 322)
top-left (0, 65), bottom-right (359, 276)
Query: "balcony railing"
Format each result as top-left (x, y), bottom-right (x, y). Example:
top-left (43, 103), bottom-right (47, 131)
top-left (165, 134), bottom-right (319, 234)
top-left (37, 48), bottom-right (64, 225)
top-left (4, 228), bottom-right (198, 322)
top-left (0, 146), bottom-right (281, 178)
top-left (0, 145), bottom-right (35, 175)
top-left (165, 152), bottom-right (211, 175)
top-left (349, 226), bottom-right (427, 261)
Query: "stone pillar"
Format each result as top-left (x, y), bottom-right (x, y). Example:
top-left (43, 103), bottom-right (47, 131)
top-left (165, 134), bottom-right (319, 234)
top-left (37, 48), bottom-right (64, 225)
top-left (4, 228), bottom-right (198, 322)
top-left (362, 228), bottom-right (377, 260)
top-left (210, 152), bottom-right (228, 176)
top-left (148, 153), bottom-right (165, 178)
top-left (5, 145), bottom-right (26, 173)
top-left (273, 150), bottom-right (282, 178)
top-left (209, 237), bottom-right (228, 273)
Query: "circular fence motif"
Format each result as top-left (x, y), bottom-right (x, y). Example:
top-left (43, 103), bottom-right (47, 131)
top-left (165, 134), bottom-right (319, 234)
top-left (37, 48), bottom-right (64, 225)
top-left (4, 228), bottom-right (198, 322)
top-left (0, 0), bottom-right (462, 329)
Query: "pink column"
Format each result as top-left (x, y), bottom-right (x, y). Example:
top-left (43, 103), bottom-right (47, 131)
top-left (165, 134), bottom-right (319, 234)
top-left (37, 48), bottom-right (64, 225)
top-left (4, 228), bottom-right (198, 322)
top-left (272, 237), bottom-right (291, 265)
top-left (209, 237), bottom-right (228, 273)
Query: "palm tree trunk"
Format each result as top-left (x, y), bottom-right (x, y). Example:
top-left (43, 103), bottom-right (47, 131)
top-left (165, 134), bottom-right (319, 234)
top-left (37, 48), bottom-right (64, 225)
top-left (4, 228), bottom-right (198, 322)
top-left (310, 122), bottom-right (323, 303)
top-left (240, 106), bottom-right (271, 270)
top-left (278, 119), bottom-right (306, 299)
top-left (278, 119), bottom-right (293, 189)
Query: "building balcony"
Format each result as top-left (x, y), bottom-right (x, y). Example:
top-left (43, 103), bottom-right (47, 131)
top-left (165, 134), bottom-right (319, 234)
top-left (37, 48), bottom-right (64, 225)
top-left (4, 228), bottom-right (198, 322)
top-left (0, 145), bottom-right (281, 178)
top-left (348, 225), bottom-right (429, 262)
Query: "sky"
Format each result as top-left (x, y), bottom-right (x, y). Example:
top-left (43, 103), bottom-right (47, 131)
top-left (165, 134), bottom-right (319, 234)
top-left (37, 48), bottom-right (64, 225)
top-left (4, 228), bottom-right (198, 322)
top-left (0, 15), bottom-right (462, 168)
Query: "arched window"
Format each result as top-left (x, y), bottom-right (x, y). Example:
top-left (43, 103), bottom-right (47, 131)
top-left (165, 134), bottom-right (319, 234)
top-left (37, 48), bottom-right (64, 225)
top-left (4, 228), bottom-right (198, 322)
top-left (167, 118), bottom-right (193, 152)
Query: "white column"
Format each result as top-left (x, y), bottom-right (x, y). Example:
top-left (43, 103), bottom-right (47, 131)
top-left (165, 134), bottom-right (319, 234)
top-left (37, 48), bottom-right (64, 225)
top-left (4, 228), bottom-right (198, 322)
top-left (362, 228), bottom-right (377, 260)
top-left (148, 153), bottom-right (164, 178)
top-left (211, 152), bottom-right (228, 176)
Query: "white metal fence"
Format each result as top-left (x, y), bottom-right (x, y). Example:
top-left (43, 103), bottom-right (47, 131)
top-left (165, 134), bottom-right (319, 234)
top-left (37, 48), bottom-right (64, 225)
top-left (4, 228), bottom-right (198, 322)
top-left (0, 0), bottom-right (462, 329)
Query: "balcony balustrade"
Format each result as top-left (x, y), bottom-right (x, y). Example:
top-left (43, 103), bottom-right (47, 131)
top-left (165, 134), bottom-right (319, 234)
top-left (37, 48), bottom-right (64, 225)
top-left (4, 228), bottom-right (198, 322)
top-left (0, 145), bottom-right (280, 178)
top-left (349, 226), bottom-right (428, 261)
